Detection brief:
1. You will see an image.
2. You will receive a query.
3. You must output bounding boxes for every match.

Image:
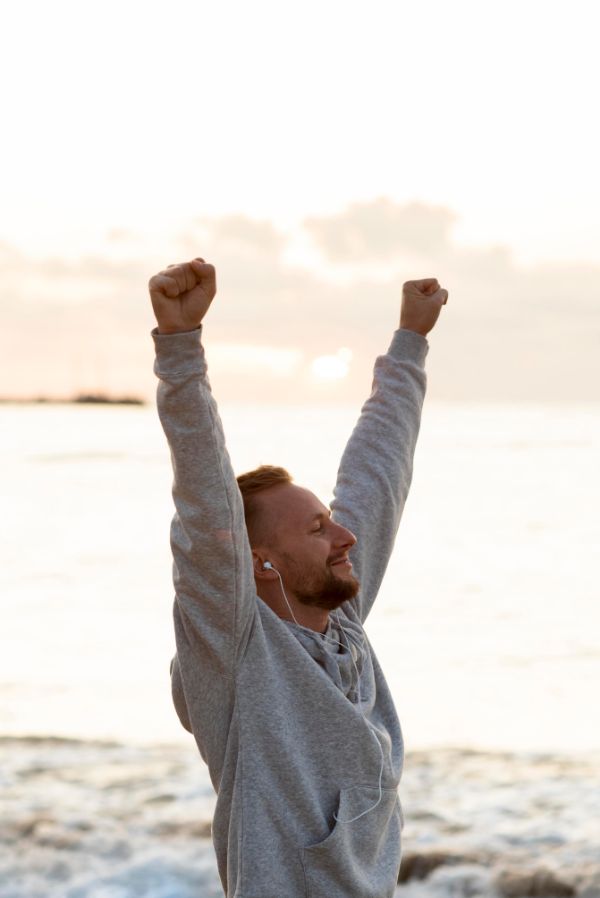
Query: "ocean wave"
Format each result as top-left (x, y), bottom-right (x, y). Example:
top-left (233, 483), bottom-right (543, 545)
top-left (2, 738), bottom-right (599, 897)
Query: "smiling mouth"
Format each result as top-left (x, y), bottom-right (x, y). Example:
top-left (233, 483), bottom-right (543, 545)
top-left (330, 557), bottom-right (352, 568)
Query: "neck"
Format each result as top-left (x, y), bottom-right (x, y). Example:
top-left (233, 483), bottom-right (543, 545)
top-left (257, 582), bottom-right (330, 633)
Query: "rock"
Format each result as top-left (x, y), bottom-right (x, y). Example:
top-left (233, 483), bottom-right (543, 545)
top-left (3, 815), bottom-right (55, 840)
top-left (399, 850), bottom-right (478, 882)
top-left (495, 868), bottom-right (576, 897)
top-left (144, 793), bottom-right (177, 804)
top-left (152, 820), bottom-right (212, 839)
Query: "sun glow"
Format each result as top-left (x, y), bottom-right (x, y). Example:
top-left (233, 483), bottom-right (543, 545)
top-left (210, 344), bottom-right (303, 377)
top-left (310, 348), bottom-right (353, 382)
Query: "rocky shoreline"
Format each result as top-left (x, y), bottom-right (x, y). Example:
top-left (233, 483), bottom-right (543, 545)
top-left (2, 737), bottom-right (599, 897)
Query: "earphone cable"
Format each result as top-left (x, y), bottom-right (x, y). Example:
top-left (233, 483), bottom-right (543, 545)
top-left (269, 565), bottom-right (384, 823)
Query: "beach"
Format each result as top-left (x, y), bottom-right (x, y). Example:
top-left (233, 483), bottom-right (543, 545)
top-left (1, 400), bottom-right (599, 896)
top-left (2, 736), bottom-right (599, 897)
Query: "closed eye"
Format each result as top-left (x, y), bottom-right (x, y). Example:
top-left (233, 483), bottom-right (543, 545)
top-left (309, 510), bottom-right (332, 533)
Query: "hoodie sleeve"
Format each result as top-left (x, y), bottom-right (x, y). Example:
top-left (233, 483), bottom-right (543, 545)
top-left (330, 328), bottom-right (428, 623)
top-left (153, 326), bottom-right (257, 682)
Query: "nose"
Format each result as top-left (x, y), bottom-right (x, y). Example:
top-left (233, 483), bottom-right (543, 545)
top-left (333, 523), bottom-right (357, 549)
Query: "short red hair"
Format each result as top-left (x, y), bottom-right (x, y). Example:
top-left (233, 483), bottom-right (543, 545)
top-left (236, 465), bottom-right (292, 544)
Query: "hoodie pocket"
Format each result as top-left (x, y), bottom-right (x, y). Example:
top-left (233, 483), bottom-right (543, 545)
top-left (302, 786), bottom-right (402, 898)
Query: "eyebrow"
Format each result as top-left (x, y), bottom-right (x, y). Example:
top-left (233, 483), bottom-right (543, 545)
top-left (310, 510), bottom-right (332, 523)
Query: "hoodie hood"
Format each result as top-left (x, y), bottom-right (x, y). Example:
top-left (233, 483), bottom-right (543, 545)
top-left (283, 609), bottom-right (366, 703)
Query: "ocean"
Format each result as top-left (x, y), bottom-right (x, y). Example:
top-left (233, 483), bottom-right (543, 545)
top-left (1, 400), bottom-right (599, 897)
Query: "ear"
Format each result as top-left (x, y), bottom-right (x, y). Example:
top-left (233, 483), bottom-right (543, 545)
top-left (252, 550), bottom-right (277, 580)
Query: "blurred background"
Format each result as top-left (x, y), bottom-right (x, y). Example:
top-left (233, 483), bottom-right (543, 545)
top-left (1, 1), bottom-right (599, 896)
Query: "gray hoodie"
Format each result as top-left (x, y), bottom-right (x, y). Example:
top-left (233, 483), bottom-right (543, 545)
top-left (153, 325), bottom-right (428, 898)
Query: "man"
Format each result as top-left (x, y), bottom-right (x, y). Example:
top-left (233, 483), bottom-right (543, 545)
top-left (149, 258), bottom-right (447, 898)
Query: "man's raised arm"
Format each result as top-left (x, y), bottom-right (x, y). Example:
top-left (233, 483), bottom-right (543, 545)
top-left (330, 278), bottom-right (448, 623)
top-left (150, 259), bottom-right (256, 690)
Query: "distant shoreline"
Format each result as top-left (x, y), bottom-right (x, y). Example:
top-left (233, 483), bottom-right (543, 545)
top-left (0, 394), bottom-right (146, 406)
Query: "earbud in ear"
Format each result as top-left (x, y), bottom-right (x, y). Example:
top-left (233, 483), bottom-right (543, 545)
top-left (263, 561), bottom-right (273, 570)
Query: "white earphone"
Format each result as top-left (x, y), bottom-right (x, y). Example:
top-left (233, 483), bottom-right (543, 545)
top-left (260, 560), bottom-right (384, 823)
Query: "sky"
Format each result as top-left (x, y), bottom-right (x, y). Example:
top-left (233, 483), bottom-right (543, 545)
top-left (1, 0), bottom-right (599, 402)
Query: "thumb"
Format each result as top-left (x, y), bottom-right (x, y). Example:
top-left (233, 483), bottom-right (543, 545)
top-left (190, 257), bottom-right (211, 275)
top-left (407, 278), bottom-right (440, 296)
top-left (421, 279), bottom-right (440, 296)
top-left (190, 257), bottom-right (217, 289)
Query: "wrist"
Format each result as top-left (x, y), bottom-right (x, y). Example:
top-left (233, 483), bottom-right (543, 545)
top-left (399, 325), bottom-right (428, 338)
top-left (157, 325), bottom-right (201, 335)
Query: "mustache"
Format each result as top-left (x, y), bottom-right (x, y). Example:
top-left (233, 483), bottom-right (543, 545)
top-left (328, 553), bottom-right (350, 565)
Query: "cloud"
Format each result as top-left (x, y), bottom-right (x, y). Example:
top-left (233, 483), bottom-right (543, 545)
top-left (199, 214), bottom-right (287, 257)
top-left (0, 200), bottom-right (599, 402)
top-left (303, 197), bottom-right (457, 261)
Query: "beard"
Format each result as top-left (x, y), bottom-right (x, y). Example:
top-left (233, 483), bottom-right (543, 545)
top-left (282, 554), bottom-right (360, 611)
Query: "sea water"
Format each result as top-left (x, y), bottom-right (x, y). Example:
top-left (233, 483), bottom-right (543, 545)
top-left (1, 401), bottom-right (599, 896)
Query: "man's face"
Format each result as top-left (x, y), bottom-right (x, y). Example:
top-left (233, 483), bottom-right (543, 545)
top-left (253, 483), bottom-right (359, 610)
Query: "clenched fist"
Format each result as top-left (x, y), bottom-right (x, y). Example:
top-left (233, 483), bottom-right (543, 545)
top-left (149, 258), bottom-right (217, 334)
top-left (400, 279), bottom-right (448, 337)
